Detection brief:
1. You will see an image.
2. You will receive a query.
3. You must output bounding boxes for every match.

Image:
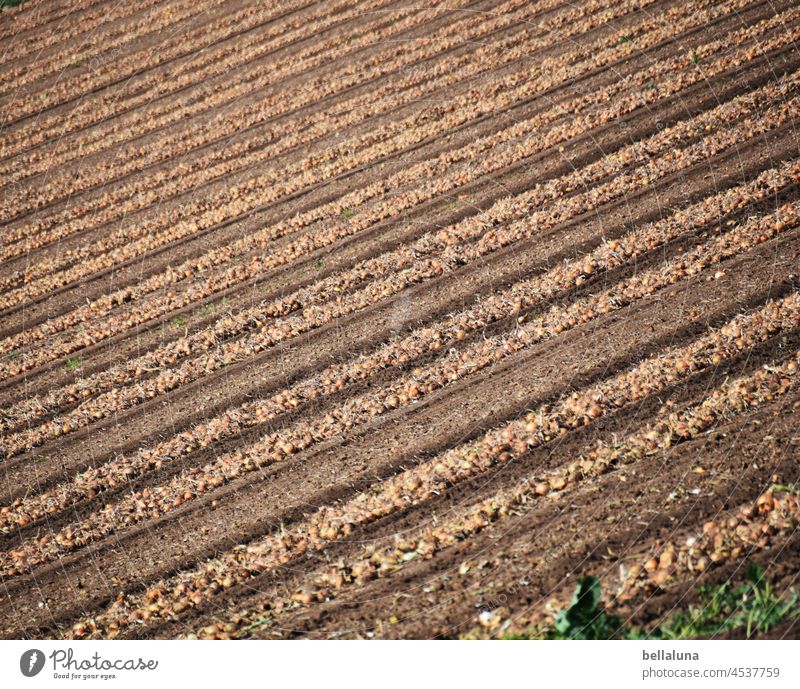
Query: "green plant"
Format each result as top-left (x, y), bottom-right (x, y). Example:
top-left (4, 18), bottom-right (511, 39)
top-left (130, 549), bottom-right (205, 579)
top-left (171, 315), bottom-right (187, 328)
top-left (0, 0), bottom-right (27, 10)
top-left (551, 576), bottom-right (624, 639)
top-left (313, 258), bottom-right (325, 269)
top-left (340, 208), bottom-right (355, 218)
top-left (618, 34), bottom-right (633, 45)
top-left (65, 357), bottom-right (81, 371)
top-left (507, 577), bottom-right (624, 639)
top-left (771, 483), bottom-right (800, 495)
top-left (691, 51), bottom-right (700, 64)
top-left (507, 567), bottom-right (800, 640)
top-left (648, 565), bottom-right (800, 639)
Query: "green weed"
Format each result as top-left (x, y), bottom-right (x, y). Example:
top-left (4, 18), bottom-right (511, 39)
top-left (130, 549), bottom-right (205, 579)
top-left (647, 565), bottom-right (800, 639)
top-left (507, 577), bottom-right (625, 640)
top-left (507, 566), bottom-right (800, 640)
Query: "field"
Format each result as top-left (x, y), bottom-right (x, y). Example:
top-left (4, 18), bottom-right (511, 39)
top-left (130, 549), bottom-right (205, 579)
top-left (1, 0), bottom-right (800, 640)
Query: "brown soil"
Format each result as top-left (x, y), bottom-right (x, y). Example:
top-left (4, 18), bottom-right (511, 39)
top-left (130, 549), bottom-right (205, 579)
top-left (1, 0), bottom-right (799, 640)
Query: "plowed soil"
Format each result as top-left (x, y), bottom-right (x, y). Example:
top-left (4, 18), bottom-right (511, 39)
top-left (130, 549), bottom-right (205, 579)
top-left (1, 0), bottom-right (799, 640)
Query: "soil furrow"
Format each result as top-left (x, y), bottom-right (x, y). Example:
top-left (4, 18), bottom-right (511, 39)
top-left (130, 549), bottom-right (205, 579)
top-left (2, 246), bottom-right (795, 637)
